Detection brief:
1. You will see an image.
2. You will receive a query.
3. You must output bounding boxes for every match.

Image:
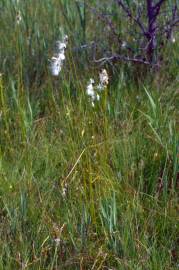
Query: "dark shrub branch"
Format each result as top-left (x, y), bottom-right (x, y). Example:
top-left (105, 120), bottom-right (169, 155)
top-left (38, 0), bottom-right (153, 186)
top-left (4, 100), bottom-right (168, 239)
top-left (93, 0), bottom-right (179, 67)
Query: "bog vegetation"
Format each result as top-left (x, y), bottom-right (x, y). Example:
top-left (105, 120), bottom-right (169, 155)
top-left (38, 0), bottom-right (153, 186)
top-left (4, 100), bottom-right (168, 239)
top-left (0, 0), bottom-right (178, 269)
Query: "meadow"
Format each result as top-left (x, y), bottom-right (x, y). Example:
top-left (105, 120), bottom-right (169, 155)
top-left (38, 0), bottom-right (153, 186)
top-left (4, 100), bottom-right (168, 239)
top-left (0, 0), bottom-right (178, 269)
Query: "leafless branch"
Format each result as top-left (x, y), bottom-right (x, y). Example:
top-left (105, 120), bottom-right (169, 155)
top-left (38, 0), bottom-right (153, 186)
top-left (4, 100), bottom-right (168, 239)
top-left (93, 53), bottom-right (160, 67)
top-left (115, 0), bottom-right (146, 35)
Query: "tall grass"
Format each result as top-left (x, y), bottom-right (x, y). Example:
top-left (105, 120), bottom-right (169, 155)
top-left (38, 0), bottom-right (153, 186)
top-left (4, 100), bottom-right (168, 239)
top-left (0, 0), bottom-right (178, 269)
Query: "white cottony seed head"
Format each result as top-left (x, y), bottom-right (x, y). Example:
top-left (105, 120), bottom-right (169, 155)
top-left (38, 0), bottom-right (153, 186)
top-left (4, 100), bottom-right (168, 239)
top-left (86, 78), bottom-right (101, 106)
top-left (50, 35), bottom-right (68, 76)
top-left (55, 35), bottom-right (68, 50)
top-left (86, 79), bottom-right (96, 100)
top-left (97, 69), bottom-right (109, 91)
top-left (50, 57), bottom-right (62, 76)
top-left (172, 37), bottom-right (176, 43)
top-left (86, 69), bottom-right (109, 106)
top-left (121, 41), bottom-right (127, 48)
top-left (99, 69), bottom-right (109, 87)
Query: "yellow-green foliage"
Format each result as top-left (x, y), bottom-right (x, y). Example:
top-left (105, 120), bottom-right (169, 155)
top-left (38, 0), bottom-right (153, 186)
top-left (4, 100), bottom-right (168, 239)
top-left (0, 1), bottom-right (178, 269)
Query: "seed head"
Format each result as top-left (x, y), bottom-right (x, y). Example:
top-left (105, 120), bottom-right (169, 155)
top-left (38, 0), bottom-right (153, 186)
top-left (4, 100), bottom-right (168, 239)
top-left (86, 78), bottom-right (96, 100)
top-left (99, 69), bottom-right (109, 86)
top-left (50, 35), bottom-right (68, 76)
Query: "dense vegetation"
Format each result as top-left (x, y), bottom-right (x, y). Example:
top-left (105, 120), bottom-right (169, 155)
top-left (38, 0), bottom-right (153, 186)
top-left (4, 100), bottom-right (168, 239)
top-left (0, 1), bottom-right (178, 269)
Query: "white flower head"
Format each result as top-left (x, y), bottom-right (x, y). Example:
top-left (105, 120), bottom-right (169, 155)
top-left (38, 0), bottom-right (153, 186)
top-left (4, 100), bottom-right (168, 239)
top-left (99, 69), bottom-right (109, 86)
top-left (50, 55), bottom-right (63, 76)
top-left (97, 69), bottom-right (109, 91)
top-left (86, 70), bottom-right (109, 106)
top-left (62, 183), bottom-right (68, 198)
top-left (172, 36), bottom-right (176, 43)
top-left (50, 35), bottom-right (68, 76)
top-left (96, 94), bottom-right (100, 101)
top-left (86, 78), bottom-right (101, 106)
top-left (86, 78), bottom-right (95, 100)
top-left (89, 78), bottom-right (95, 84)
top-left (56, 41), bottom-right (66, 51)
top-left (56, 35), bottom-right (68, 51)
top-left (121, 41), bottom-right (127, 48)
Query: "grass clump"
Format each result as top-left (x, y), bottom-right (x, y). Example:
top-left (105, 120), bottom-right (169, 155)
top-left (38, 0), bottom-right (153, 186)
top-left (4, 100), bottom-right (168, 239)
top-left (0, 1), bottom-right (178, 269)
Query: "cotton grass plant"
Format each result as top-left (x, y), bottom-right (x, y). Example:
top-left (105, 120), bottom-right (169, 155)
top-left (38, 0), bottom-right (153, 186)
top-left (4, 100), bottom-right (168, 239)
top-left (50, 35), bottom-right (68, 76)
top-left (86, 69), bottom-right (109, 107)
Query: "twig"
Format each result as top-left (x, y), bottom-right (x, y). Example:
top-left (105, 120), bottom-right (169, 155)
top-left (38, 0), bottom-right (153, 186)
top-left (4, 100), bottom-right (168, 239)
top-left (115, 0), bottom-right (146, 35)
top-left (93, 54), bottom-right (160, 67)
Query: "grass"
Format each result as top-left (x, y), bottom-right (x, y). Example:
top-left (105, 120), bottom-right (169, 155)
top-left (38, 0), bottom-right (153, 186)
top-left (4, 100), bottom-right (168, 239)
top-left (0, 0), bottom-right (179, 269)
